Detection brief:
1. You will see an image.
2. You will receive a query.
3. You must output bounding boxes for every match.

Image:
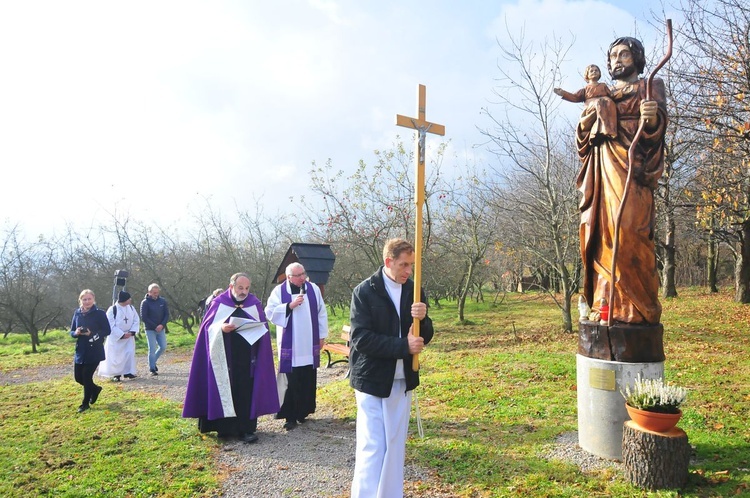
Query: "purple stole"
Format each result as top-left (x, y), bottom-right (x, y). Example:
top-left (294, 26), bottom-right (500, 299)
top-left (279, 282), bottom-right (320, 373)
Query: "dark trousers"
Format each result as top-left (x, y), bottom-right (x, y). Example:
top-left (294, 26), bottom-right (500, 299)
top-left (278, 365), bottom-right (317, 423)
top-left (74, 362), bottom-right (99, 407)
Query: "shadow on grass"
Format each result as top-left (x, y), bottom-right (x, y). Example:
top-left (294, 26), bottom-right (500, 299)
top-left (99, 399), bottom-right (177, 420)
top-left (683, 440), bottom-right (750, 492)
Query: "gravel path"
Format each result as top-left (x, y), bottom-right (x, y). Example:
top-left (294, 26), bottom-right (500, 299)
top-left (127, 353), bottom-right (364, 498)
top-left (2, 351), bottom-right (622, 497)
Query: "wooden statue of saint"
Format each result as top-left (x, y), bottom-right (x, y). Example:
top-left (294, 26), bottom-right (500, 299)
top-left (558, 37), bottom-right (667, 326)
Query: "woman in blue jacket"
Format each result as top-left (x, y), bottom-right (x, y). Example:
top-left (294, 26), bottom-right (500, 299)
top-left (70, 289), bottom-right (111, 413)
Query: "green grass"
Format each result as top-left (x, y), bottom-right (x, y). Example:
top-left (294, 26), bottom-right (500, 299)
top-left (2, 288), bottom-right (749, 497)
top-left (0, 379), bottom-right (219, 497)
top-left (320, 288), bottom-right (750, 497)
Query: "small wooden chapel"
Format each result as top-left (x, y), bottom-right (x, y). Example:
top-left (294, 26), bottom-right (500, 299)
top-left (271, 243), bottom-right (336, 296)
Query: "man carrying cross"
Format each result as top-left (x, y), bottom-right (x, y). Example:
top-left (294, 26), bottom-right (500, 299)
top-left (349, 83), bottom-right (442, 498)
top-left (349, 238), bottom-right (434, 498)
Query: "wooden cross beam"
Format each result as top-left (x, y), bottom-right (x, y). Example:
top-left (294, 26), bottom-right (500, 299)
top-left (396, 85), bottom-right (446, 138)
top-left (395, 84), bottom-right (444, 372)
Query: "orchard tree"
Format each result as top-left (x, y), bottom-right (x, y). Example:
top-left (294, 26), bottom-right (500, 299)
top-left (235, 203), bottom-right (295, 301)
top-left (303, 142), bottom-right (449, 299)
top-left (675, 0), bottom-right (750, 302)
top-left (109, 217), bottom-right (207, 334)
top-left (433, 172), bottom-right (501, 322)
top-left (0, 226), bottom-right (65, 351)
top-left (655, 45), bottom-right (706, 298)
top-left (480, 28), bottom-right (581, 332)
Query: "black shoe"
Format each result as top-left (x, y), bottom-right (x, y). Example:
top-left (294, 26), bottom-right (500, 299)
top-left (240, 433), bottom-right (258, 444)
top-left (124, 373), bottom-right (137, 379)
top-left (77, 404), bottom-right (90, 413)
top-left (90, 385), bottom-right (103, 405)
top-left (297, 417), bottom-right (307, 424)
top-left (112, 375), bottom-right (121, 382)
top-left (283, 420), bottom-right (298, 431)
top-left (150, 370), bottom-right (158, 376)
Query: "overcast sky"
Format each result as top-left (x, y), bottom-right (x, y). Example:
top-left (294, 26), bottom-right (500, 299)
top-left (0, 0), bottom-right (671, 237)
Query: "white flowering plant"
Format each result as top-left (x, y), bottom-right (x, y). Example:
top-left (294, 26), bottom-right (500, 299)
top-left (621, 376), bottom-right (687, 414)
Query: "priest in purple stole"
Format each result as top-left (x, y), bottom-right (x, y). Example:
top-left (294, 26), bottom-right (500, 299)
top-left (183, 273), bottom-right (279, 443)
top-left (265, 263), bottom-right (329, 430)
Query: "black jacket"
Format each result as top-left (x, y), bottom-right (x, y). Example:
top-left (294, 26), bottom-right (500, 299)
top-left (349, 266), bottom-right (434, 397)
top-left (69, 305), bottom-right (111, 364)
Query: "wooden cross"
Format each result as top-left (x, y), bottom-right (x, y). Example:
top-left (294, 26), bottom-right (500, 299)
top-left (395, 84), bottom-right (445, 372)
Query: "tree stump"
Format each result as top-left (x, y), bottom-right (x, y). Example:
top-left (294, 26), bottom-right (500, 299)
top-left (622, 420), bottom-right (690, 490)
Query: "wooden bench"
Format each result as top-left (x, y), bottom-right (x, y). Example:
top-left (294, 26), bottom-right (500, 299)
top-left (321, 325), bottom-right (350, 368)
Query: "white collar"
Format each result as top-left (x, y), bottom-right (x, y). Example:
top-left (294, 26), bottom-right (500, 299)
top-left (383, 273), bottom-right (401, 292)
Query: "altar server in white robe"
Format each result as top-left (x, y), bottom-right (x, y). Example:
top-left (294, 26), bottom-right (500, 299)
top-left (265, 263), bottom-right (328, 430)
top-left (99, 291), bottom-right (139, 381)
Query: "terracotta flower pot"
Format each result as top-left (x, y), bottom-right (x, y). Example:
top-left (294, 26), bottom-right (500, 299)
top-left (625, 403), bottom-right (682, 432)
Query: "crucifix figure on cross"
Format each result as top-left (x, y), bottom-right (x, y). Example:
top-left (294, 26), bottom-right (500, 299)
top-left (395, 84), bottom-right (444, 372)
top-left (396, 85), bottom-right (446, 167)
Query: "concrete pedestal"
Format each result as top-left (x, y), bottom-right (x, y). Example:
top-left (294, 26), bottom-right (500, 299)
top-left (576, 354), bottom-right (663, 460)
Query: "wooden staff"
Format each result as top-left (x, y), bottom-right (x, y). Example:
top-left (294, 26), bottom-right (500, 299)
top-left (412, 133), bottom-right (425, 372)
top-left (396, 84), bottom-right (445, 371)
top-left (608, 20), bottom-right (673, 326)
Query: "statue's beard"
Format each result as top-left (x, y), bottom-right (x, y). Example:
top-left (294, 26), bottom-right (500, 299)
top-left (611, 63), bottom-right (637, 80)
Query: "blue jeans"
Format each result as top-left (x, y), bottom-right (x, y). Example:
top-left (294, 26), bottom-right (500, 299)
top-left (146, 329), bottom-right (167, 371)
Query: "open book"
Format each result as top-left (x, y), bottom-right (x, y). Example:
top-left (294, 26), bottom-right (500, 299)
top-left (228, 316), bottom-right (268, 345)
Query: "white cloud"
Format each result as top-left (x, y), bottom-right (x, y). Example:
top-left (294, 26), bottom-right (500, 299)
top-left (0, 0), bottom-right (659, 236)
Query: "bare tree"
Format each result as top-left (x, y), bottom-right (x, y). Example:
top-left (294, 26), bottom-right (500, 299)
top-left (236, 203), bottom-right (296, 302)
top-left (107, 217), bottom-right (207, 334)
top-left (655, 38), bottom-right (706, 298)
top-left (674, 0), bottom-right (750, 302)
top-left (54, 224), bottom-right (118, 297)
top-left (303, 142), bottom-right (449, 307)
top-left (433, 172), bottom-right (501, 321)
top-left (480, 28), bottom-right (581, 332)
top-left (0, 226), bottom-right (65, 351)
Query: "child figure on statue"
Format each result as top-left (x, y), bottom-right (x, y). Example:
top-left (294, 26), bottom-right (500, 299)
top-left (554, 64), bottom-right (617, 141)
